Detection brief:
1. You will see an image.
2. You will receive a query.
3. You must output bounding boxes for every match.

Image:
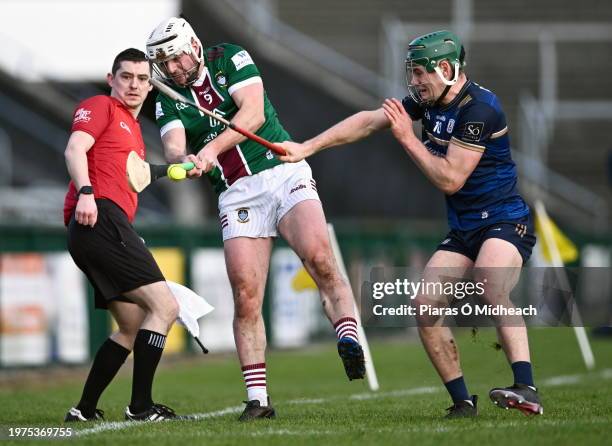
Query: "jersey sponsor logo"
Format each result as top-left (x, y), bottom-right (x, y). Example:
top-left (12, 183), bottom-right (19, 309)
top-left (203, 131), bottom-right (220, 145)
top-left (209, 108), bottom-right (226, 128)
top-left (119, 121), bottom-right (132, 134)
top-left (231, 50), bottom-right (254, 71)
top-left (237, 208), bottom-right (250, 223)
top-left (73, 108), bottom-right (91, 123)
top-left (463, 122), bottom-right (484, 142)
top-left (155, 102), bottom-right (164, 119)
top-left (447, 119), bottom-right (455, 133)
top-left (441, 238), bottom-right (451, 245)
top-left (481, 210), bottom-right (489, 219)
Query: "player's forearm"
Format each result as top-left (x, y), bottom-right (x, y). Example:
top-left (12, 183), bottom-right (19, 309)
top-left (163, 144), bottom-right (188, 164)
top-left (64, 145), bottom-right (91, 189)
top-left (304, 111), bottom-right (382, 155)
top-left (400, 136), bottom-right (460, 194)
top-left (161, 130), bottom-right (190, 163)
top-left (206, 107), bottom-right (265, 156)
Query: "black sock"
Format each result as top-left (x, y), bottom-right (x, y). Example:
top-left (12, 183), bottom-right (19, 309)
top-left (129, 329), bottom-right (166, 413)
top-left (511, 361), bottom-right (535, 387)
top-left (76, 338), bottom-right (130, 417)
top-left (444, 376), bottom-right (471, 403)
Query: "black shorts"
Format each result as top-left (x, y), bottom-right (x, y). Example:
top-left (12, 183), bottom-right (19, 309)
top-left (67, 199), bottom-right (165, 309)
top-left (436, 213), bottom-right (536, 265)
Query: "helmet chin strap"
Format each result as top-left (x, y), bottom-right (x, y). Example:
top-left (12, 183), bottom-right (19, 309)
top-left (432, 61), bottom-right (460, 106)
top-left (187, 41), bottom-right (207, 85)
top-left (433, 85), bottom-right (452, 107)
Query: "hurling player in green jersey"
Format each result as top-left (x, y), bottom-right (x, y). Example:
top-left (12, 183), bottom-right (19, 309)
top-left (147, 17), bottom-right (366, 421)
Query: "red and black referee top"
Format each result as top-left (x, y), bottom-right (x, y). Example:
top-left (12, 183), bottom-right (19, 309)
top-left (63, 95), bottom-right (146, 226)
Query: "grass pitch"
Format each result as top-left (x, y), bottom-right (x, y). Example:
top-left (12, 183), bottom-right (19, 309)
top-left (1, 328), bottom-right (611, 445)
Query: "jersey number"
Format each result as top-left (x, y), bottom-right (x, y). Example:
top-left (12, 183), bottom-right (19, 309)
top-left (433, 121), bottom-right (442, 134)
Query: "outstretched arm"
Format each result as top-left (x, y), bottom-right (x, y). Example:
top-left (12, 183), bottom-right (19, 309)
top-left (382, 98), bottom-right (482, 195)
top-left (278, 108), bottom-right (390, 162)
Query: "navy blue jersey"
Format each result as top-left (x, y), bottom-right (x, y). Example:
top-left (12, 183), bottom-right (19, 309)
top-left (402, 80), bottom-right (529, 230)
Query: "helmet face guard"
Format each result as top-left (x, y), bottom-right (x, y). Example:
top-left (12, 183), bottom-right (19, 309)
top-left (404, 30), bottom-right (465, 106)
top-left (152, 46), bottom-right (201, 86)
top-left (405, 59), bottom-right (460, 106)
top-left (146, 18), bottom-right (203, 86)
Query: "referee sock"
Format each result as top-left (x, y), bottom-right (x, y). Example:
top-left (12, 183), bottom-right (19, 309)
top-left (334, 317), bottom-right (359, 343)
top-left (444, 376), bottom-right (471, 404)
top-left (130, 329), bottom-right (166, 414)
top-left (76, 338), bottom-right (130, 418)
top-left (511, 361), bottom-right (535, 387)
top-left (242, 363), bottom-right (268, 407)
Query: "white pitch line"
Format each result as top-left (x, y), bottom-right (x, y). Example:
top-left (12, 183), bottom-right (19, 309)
top-left (187, 405), bottom-right (243, 420)
top-left (75, 406), bottom-right (244, 436)
top-left (541, 374), bottom-right (583, 386)
top-left (75, 368), bottom-right (612, 437)
top-left (541, 368), bottom-right (612, 387)
top-left (245, 428), bottom-right (336, 437)
top-left (350, 386), bottom-right (439, 400)
top-left (287, 398), bottom-right (326, 405)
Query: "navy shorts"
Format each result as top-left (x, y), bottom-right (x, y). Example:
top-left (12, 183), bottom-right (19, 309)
top-left (436, 213), bottom-right (536, 265)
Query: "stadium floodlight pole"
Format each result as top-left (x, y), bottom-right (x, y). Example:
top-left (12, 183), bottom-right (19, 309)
top-left (534, 200), bottom-right (595, 370)
top-left (149, 78), bottom-right (287, 156)
top-left (327, 224), bottom-right (380, 391)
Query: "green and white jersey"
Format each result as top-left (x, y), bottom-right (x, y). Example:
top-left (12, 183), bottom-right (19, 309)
top-left (155, 43), bottom-right (291, 194)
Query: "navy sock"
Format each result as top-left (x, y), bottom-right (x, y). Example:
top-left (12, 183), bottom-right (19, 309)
top-left (444, 376), bottom-right (470, 403)
top-left (511, 361), bottom-right (534, 387)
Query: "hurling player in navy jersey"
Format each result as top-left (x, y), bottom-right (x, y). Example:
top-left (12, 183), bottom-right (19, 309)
top-left (278, 30), bottom-right (543, 418)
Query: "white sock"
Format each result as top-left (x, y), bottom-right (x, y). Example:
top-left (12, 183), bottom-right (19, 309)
top-left (242, 363), bottom-right (268, 406)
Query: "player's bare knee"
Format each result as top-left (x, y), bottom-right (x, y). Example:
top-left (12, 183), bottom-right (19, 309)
top-left (413, 296), bottom-right (439, 327)
top-left (233, 283), bottom-right (262, 320)
top-left (149, 295), bottom-right (179, 325)
top-left (474, 282), bottom-right (505, 306)
top-left (117, 320), bottom-right (140, 340)
top-left (164, 297), bottom-right (180, 322)
top-left (234, 304), bottom-right (261, 324)
top-left (306, 252), bottom-right (340, 286)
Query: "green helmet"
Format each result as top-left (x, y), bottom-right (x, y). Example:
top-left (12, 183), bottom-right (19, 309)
top-left (406, 30), bottom-right (465, 74)
top-left (405, 30), bottom-right (466, 105)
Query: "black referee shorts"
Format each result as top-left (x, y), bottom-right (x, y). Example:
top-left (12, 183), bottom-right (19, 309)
top-left (67, 199), bottom-right (165, 309)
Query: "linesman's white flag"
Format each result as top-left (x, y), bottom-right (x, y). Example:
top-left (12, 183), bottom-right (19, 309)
top-left (167, 281), bottom-right (215, 353)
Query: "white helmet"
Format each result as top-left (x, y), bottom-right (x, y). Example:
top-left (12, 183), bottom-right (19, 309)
top-left (146, 17), bottom-right (203, 85)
